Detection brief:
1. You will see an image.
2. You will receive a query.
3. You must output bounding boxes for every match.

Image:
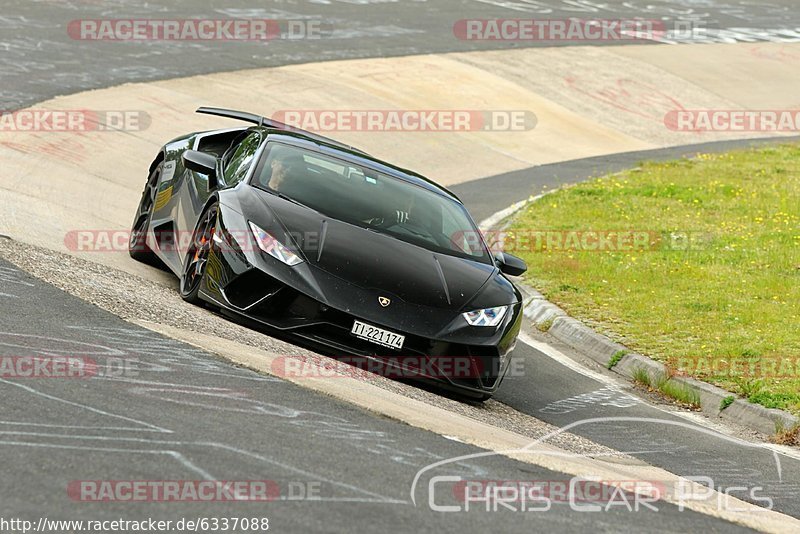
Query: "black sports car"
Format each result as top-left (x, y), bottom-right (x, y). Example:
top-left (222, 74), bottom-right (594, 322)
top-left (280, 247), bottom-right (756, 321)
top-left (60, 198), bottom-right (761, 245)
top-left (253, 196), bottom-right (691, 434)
top-left (129, 107), bottom-right (527, 400)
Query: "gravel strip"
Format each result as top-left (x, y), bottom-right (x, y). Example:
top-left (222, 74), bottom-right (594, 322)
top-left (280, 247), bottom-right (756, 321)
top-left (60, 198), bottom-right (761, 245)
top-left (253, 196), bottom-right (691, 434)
top-left (0, 237), bottom-right (630, 460)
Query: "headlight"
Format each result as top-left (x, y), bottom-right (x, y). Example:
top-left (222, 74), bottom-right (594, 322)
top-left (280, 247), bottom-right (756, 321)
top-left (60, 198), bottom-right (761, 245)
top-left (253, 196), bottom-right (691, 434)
top-left (249, 222), bottom-right (303, 266)
top-left (463, 306), bottom-right (508, 327)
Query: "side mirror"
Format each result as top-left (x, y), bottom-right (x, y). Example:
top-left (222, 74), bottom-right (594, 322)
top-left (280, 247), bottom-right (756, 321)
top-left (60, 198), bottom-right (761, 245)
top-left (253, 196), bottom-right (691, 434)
top-left (182, 150), bottom-right (219, 191)
top-left (495, 252), bottom-right (527, 277)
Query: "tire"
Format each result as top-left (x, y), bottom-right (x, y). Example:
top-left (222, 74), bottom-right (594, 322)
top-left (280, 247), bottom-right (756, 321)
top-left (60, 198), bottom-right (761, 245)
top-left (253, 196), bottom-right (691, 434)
top-left (129, 162), bottom-right (162, 262)
top-left (180, 203), bottom-right (219, 305)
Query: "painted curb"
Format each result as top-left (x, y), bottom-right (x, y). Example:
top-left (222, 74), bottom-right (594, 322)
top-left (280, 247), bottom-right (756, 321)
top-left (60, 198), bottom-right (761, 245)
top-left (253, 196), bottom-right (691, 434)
top-left (481, 196), bottom-right (800, 440)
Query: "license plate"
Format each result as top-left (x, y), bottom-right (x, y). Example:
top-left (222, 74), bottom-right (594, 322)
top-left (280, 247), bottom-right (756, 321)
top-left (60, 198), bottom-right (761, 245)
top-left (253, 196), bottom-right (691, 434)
top-left (351, 320), bottom-right (405, 350)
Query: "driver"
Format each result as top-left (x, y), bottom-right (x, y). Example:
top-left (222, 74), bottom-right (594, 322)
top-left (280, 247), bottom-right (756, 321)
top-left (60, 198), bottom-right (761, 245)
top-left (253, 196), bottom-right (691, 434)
top-left (263, 150), bottom-right (305, 194)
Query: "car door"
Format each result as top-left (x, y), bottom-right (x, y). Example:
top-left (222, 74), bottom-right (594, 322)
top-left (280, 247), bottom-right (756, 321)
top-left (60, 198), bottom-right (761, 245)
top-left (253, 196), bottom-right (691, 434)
top-left (171, 130), bottom-right (263, 270)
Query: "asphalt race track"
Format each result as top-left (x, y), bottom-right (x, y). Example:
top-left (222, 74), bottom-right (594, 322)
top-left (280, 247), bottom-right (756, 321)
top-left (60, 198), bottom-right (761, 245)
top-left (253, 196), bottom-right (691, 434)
top-left (2, 1), bottom-right (800, 532)
top-left (4, 0), bottom-right (800, 110)
top-left (0, 257), bottom-right (763, 532)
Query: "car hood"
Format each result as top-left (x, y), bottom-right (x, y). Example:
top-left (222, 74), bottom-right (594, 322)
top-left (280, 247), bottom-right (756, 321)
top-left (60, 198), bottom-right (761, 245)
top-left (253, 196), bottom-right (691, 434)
top-left (254, 190), bottom-right (495, 310)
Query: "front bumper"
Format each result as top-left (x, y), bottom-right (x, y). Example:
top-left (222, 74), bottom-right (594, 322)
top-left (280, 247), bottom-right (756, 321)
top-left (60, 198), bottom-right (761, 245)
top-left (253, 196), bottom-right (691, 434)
top-left (197, 209), bottom-right (523, 398)
top-left (200, 257), bottom-right (521, 398)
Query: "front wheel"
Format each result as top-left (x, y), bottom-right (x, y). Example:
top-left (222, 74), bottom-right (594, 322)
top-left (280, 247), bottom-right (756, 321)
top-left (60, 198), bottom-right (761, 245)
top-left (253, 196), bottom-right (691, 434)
top-left (180, 203), bottom-right (219, 304)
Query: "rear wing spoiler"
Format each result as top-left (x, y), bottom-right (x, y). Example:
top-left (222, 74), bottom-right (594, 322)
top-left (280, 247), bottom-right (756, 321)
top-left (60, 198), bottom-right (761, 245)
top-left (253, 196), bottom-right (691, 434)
top-left (196, 107), bottom-right (368, 156)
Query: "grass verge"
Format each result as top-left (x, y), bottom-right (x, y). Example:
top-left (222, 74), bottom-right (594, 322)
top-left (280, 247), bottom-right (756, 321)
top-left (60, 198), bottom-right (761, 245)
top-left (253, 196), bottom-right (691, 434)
top-left (508, 144), bottom-right (800, 415)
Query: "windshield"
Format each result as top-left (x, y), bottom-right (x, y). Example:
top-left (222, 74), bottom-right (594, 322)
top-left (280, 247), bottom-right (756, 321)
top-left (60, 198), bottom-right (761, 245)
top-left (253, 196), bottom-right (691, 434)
top-left (251, 142), bottom-right (491, 263)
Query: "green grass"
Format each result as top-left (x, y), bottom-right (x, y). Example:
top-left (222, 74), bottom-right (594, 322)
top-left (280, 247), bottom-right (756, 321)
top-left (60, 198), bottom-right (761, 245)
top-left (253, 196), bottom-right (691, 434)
top-left (632, 367), bottom-right (652, 388)
top-left (509, 144), bottom-right (800, 415)
top-left (629, 367), bottom-right (701, 408)
top-left (733, 377), bottom-right (766, 400)
top-left (720, 396), bottom-right (736, 412)
top-left (655, 376), bottom-right (701, 409)
top-left (607, 350), bottom-right (628, 370)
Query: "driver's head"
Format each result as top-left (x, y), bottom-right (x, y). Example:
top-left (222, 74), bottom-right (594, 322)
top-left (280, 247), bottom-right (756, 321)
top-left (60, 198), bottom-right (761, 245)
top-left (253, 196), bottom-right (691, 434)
top-left (266, 150), bottom-right (305, 191)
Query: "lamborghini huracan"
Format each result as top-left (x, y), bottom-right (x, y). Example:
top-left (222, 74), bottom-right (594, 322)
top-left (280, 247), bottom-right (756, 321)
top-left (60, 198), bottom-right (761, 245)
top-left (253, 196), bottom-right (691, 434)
top-left (129, 107), bottom-right (528, 400)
